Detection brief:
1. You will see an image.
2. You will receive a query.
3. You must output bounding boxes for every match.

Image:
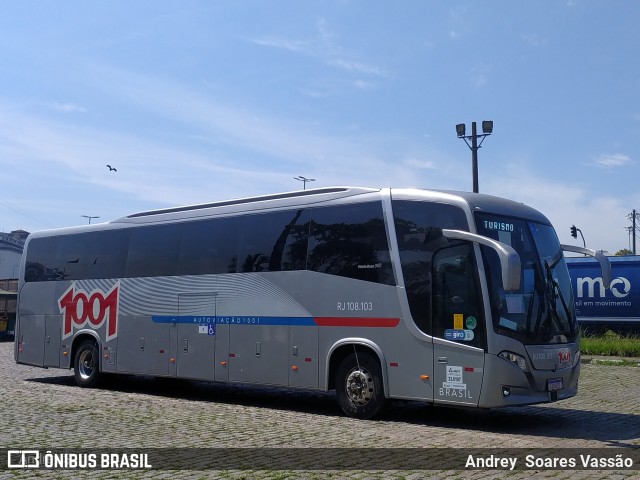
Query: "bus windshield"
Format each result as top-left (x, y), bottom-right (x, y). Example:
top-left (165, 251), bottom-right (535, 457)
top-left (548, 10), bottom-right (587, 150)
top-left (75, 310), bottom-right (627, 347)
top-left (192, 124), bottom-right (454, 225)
top-left (475, 213), bottom-right (577, 345)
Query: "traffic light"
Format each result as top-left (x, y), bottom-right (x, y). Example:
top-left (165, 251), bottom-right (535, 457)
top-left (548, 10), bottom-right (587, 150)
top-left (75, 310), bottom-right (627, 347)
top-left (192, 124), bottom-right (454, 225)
top-left (570, 225), bottom-right (577, 238)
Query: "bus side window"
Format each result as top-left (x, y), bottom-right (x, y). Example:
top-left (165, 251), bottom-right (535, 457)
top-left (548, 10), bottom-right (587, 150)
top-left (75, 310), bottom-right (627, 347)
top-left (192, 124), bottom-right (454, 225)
top-left (392, 200), bottom-right (468, 335)
top-left (125, 224), bottom-right (181, 278)
top-left (432, 244), bottom-right (486, 349)
top-left (178, 217), bottom-right (239, 275)
top-left (307, 202), bottom-right (394, 285)
top-left (24, 237), bottom-right (61, 282)
top-left (237, 209), bottom-right (309, 273)
top-left (24, 231), bottom-right (130, 282)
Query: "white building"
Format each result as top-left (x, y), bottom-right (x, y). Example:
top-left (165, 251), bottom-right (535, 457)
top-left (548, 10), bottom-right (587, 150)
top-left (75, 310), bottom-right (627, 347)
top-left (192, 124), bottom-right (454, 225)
top-left (0, 230), bottom-right (28, 280)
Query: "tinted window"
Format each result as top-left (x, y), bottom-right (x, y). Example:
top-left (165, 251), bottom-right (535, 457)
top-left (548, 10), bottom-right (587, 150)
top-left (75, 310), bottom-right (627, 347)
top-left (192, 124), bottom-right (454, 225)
top-left (178, 217), bottom-right (239, 275)
top-left (25, 237), bottom-right (63, 282)
top-left (125, 225), bottom-right (181, 277)
top-left (66, 230), bottom-right (129, 280)
top-left (24, 230), bottom-right (130, 282)
top-left (308, 202), bottom-right (393, 285)
top-left (432, 244), bottom-right (486, 349)
top-left (237, 209), bottom-right (309, 273)
top-left (392, 200), bottom-right (468, 333)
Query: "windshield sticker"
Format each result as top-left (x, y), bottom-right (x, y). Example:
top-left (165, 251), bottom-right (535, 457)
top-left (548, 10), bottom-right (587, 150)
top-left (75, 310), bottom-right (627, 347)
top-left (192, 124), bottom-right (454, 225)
top-left (465, 316), bottom-right (477, 330)
top-left (505, 295), bottom-right (525, 314)
top-left (445, 329), bottom-right (475, 341)
top-left (528, 223), bottom-right (539, 236)
top-left (499, 317), bottom-right (518, 331)
top-left (453, 314), bottom-right (463, 330)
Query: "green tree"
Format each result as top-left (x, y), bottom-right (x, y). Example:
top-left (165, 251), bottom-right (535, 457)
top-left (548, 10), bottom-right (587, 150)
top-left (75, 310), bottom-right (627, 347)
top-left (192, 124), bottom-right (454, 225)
top-left (615, 248), bottom-right (633, 256)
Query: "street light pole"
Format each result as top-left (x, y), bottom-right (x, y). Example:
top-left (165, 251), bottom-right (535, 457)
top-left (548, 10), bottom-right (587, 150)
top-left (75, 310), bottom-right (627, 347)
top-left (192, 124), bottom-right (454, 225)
top-left (293, 176), bottom-right (315, 190)
top-left (81, 215), bottom-right (99, 225)
top-left (471, 122), bottom-right (479, 194)
top-left (456, 120), bottom-right (493, 193)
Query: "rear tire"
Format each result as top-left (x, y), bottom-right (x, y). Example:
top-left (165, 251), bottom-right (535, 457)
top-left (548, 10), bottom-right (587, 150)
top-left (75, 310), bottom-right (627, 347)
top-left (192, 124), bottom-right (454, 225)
top-left (335, 351), bottom-right (388, 419)
top-left (73, 339), bottom-right (101, 388)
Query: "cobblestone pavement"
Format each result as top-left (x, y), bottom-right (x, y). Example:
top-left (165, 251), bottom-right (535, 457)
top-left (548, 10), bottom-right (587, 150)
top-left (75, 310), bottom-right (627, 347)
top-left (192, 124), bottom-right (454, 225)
top-left (0, 341), bottom-right (639, 479)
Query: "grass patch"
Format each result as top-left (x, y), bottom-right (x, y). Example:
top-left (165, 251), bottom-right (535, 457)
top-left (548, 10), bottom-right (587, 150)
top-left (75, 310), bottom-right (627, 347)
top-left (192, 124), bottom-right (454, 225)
top-left (580, 330), bottom-right (640, 357)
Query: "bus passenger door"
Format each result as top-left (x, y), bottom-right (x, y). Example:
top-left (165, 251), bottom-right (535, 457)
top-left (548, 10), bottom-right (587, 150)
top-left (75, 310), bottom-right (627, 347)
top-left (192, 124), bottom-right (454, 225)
top-left (176, 293), bottom-right (217, 381)
top-left (432, 244), bottom-right (484, 406)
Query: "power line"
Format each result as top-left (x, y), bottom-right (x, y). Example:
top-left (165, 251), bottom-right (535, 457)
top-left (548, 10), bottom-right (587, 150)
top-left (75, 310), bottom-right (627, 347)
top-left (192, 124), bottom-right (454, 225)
top-left (0, 199), bottom-right (54, 229)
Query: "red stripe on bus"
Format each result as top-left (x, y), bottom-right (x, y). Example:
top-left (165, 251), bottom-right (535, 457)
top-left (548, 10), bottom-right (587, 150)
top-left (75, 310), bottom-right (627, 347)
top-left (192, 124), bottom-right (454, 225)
top-left (313, 317), bottom-right (400, 328)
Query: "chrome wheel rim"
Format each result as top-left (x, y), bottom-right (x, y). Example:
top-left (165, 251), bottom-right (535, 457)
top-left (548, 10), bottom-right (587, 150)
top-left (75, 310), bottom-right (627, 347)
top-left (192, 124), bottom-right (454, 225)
top-left (78, 350), bottom-right (95, 380)
top-left (345, 367), bottom-right (374, 406)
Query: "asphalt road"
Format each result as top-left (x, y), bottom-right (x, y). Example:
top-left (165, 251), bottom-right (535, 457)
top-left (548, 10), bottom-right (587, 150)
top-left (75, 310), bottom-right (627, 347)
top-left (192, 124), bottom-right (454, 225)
top-left (0, 341), bottom-right (639, 479)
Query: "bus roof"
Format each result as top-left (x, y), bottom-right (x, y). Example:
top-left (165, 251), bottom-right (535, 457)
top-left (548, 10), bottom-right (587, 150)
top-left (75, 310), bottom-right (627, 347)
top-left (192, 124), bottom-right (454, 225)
top-left (27, 186), bottom-right (551, 238)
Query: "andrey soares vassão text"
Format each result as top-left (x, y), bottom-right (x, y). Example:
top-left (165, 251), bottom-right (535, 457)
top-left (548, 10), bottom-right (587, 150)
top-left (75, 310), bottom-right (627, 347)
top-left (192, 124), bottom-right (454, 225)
top-left (465, 454), bottom-right (634, 470)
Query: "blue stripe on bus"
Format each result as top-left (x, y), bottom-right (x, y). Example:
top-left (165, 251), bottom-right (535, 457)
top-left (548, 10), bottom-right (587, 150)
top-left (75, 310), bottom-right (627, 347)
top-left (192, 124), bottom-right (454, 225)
top-left (151, 315), bottom-right (316, 326)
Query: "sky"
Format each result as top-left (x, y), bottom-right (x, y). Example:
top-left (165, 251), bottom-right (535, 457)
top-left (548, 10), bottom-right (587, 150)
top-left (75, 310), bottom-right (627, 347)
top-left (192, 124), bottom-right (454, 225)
top-left (0, 1), bottom-right (639, 255)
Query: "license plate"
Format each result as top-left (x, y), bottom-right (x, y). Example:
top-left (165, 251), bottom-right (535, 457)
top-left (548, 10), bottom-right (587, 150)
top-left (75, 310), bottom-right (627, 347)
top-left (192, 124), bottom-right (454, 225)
top-left (547, 378), bottom-right (563, 391)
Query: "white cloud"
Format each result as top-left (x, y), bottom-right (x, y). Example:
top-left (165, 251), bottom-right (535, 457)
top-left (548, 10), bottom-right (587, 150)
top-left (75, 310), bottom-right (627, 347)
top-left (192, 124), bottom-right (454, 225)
top-left (247, 21), bottom-right (386, 79)
top-left (48, 102), bottom-right (87, 113)
top-left (248, 36), bottom-right (309, 54)
top-left (469, 63), bottom-right (490, 88)
top-left (403, 158), bottom-right (436, 170)
top-left (521, 34), bottom-right (547, 47)
top-left (353, 79), bottom-right (375, 90)
top-left (593, 153), bottom-right (632, 168)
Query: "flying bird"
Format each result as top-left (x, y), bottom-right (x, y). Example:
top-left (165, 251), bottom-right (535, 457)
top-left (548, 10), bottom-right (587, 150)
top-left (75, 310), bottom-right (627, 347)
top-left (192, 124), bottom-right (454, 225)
top-left (106, 165), bottom-right (117, 172)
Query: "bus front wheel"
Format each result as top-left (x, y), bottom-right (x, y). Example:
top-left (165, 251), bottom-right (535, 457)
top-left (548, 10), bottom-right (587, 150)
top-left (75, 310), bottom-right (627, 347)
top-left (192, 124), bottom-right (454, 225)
top-left (335, 351), bottom-right (387, 419)
top-left (73, 340), bottom-right (101, 388)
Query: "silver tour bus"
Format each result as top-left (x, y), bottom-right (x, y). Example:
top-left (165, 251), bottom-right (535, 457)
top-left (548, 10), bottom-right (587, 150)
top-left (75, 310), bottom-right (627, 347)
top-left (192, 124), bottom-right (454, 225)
top-left (14, 187), bottom-right (610, 419)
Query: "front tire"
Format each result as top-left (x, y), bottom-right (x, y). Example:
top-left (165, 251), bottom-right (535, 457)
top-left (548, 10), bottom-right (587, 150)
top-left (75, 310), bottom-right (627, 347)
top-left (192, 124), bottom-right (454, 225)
top-left (335, 351), bottom-right (388, 419)
top-left (73, 339), bottom-right (101, 388)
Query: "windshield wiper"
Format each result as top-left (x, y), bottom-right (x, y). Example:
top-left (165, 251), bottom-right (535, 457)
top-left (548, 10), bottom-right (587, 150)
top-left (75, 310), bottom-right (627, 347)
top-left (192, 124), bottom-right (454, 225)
top-left (541, 258), bottom-right (573, 339)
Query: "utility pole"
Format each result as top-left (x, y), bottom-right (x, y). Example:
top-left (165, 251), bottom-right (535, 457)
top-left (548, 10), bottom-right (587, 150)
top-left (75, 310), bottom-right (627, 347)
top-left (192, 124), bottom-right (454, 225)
top-left (628, 209), bottom-right (640, 255)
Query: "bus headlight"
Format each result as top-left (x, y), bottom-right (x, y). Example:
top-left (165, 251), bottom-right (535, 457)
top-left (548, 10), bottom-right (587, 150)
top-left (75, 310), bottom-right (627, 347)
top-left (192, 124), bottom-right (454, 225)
top-left (498, 351), bottom-right (529, 371)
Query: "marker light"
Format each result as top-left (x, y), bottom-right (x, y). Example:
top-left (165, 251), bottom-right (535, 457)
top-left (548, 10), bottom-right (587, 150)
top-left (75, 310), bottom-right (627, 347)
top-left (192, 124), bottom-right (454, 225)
top-left (498, 351), bottom-right (528, 371)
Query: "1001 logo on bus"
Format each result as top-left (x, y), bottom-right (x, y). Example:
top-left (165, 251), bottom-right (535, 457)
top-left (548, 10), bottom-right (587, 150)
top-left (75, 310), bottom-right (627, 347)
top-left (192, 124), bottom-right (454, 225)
top-left (59, 283), bottom-right (120, 340)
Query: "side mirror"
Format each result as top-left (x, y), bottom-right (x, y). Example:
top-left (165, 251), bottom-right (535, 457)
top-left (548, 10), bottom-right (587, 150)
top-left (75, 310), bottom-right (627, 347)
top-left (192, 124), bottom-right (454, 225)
top-left (561, 244), bottom-right (612, 288)
top-left (442, 229), bottom-right (521, 291)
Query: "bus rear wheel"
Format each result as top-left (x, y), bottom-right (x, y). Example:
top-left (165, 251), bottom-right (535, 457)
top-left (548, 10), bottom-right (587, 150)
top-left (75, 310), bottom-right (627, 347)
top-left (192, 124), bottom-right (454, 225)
top-left (335, 351), bottom-right (387, 419)
top-left (74, 339), bottom-right (101, 388)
